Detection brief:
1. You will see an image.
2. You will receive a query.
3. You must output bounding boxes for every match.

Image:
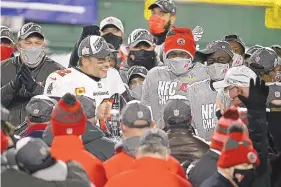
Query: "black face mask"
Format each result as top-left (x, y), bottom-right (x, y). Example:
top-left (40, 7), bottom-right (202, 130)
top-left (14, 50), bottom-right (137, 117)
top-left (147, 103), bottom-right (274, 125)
top-left (232, 168), bottom-right (256, 187)
top-left (102, 33), bottom-right (123, 50)
top-left (127, 50), bottom-right (156, 70)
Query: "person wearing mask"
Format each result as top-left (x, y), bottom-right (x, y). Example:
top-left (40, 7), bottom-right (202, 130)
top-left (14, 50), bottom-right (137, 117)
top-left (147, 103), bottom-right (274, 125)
top-left (44, 35), bottom-right (130, 130)
top-left (107, 43), bottom-right (119, 70)
top-left (100, 16), bottom-right (126, 65)
top-left (50, 93), bottom-right (107, 187)
top-left (222, 34), bottom-right (246, 67)
top-left (141, 27), bottom-right (209, 127)
top-left (248, 47), bottom-right (279, 82)
top-left (148, 0), bottom-right (176, 46)
top-left (1, 22), bottom-right (64, 126)
top-left (24, 95), bottom-right (56, 138)
top-left (201, 125), bottom-right (259, 187)
top-left (2, 137), bottom-right (92, 187)
top-left (215, 72), bottom-right (271, 187)
top-left (163, 98), bottom-right (209, 172)
top-left (1, 25), bottom-right (15, 61)
top-left (105, 128), bottom-right (192, 187)
top-left (244, 45), bottom-right (263, 66)
top-left (182, 41), bottom-right (233, 142)
top-left (187, 107), bottom-right (247, 187)
top-left (127, 66), bottom-right (148, 100)
top-left (119, 28), bottom-right (161, 83)
top-left (103, 102), bottom-right (185, 180)
top-left (43, 95), bottom-right (115, 161)
top-left (69, 25), bottom-right (100, 68)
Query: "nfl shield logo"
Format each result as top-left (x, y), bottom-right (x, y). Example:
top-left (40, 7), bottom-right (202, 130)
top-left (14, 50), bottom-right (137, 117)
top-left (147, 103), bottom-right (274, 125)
top-left (137, 111), bottom-right (144, 118)
top-left (275, 91), bottom-right (280, 98)
top-left (177, 38), bottom-right (185, 45)
top-left (255, 56), bottom-right (260, 62)
top-left (174, 109), bottom-right (179, 116)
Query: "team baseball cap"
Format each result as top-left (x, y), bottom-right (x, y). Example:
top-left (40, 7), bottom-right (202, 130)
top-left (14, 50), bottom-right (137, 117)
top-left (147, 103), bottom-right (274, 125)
top-left (100, 17), bottom-right (124, 34)
top-left (127, 66), bottom-right (148, 84)
top-left (163, 98), bottom-right (192, 128)
top-left (222, 34), bottom-right (246, 54)
top-left (1, 26), bottom-right (14, 43)
top-left (148, 0), bottom-right (176, 15)
top-left (76, 95), bottom-right (96, 119)
top-left (244, 45), bottom-right (263, 59)
top-left (121, 102), bottom-right (152, 128)
top-left (267, 82), bottom-right (281, 103)
top-left (138, 128), bottom-right (169, 147)
top-left (195, 41), bottom-right (234, 63)
top-left (26, 95), bottom-right (56, 123)
top-left (78, 35), bottom-right (115, 58)
top-left (248, 47), bottom-right (278, 72)
top-left (213, 66), bottom-right (257, 90)
top-left (128, 28), bottom-right (154, 48)
top-left (17, 22), bottom-right (44, 41)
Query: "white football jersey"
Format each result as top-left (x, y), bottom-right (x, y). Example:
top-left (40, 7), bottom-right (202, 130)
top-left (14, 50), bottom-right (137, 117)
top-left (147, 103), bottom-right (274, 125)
top-left (43, 67), bottom-right (126, 106)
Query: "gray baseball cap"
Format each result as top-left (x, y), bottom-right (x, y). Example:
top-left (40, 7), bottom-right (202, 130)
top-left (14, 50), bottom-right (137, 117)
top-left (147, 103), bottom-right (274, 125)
top-left (121, 102), bottom-right (152, 128)
top-left (267, 82), bottom-right (281, 103)
top-left (76, 95), bottom-right (96, 119)
top-left (26, 95), bottom-right (56, 123)
top-left (78, 35), bottom-right (115, 58)
top-left (127, 66), bottom-right (148, 84)
top-left (222, 34), bottom-right (246, 54)
top-left (17, 22), bottom-right (44, 41)
top-left (148, 0), bottom-right (176, 15)
top-left (1, 26), bottom-right (14, 43)
top-left (248, 47), bottom-right (278, 72)
top-left (128, 28), bottom-right (154, 48)
top-left (244, 45), bottom-right (263, 59)
top-left (163, 98), bottom-right (192, 127)
top-left (195, 41), bottom-right (234, 62)
top-left (138, 128), bottom-right (169, 147)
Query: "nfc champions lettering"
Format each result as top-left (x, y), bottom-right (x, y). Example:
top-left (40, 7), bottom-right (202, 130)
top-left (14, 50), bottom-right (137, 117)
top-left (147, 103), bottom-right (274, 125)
top-left (157, 81), bottom-right (178, 105)
top-left (201, 103), bottom-right (216, 131)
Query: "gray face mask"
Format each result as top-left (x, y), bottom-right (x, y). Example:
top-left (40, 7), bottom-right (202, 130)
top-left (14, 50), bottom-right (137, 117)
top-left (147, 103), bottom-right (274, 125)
top-left (130, 83), bottom-right (143, 100)
top-left (206, 63), bottom-right (229, 81)
top-left (21, 47), bottom-right (45, 68)
top-left (165, 57), bottom-right (192, 76)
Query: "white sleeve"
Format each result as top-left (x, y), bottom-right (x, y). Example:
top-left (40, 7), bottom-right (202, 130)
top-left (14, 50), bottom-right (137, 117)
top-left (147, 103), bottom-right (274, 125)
top-left (43, 72), bottom-right (69, 97)
top-left (112, 69), bottom-right (126, 94)
top-left (141, 75), bottom-right (151, 107)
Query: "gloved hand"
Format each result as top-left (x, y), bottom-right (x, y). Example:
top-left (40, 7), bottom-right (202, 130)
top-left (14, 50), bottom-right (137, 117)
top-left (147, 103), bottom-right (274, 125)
top-left (19, 68), bottom-right (37, 92)
top-left (238, 77), bottom-right (269, 111)
top-left (80, 25), bottom-right (100, 39)
top-left (10, 72), bottom-right (22, 91)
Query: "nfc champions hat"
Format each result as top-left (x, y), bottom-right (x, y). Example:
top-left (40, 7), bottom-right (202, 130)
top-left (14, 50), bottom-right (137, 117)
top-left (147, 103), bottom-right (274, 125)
top-left (138, 128), bottom-right (169, 148)
top-left (121, 102), bottom-right (152, 128)
top-left (1, 26), bottom-right (14, 43)
top-left (100, 17), bottom-right (124, 34)
top-left (78, 35), bottom-right (115, 58)
top-left (127, 66), bottom-right (148, 84)
top-left (148, 0), bottom-right (176, 15)
top-left (248, 47), bottom-right (278, 72)
top-left (244, 45), bottom-right (263, 59)
top-left (128, 28), bottom-right (154, 48)
top-left (163, 97), bottom-right (192, 127)
top-left (213, 66), bottom-right (257, 90)
top-left (76, 95), bottom-right (96, 119)
top-left (267, 82), bottom-right (281, 103)
top-left (26, 95), bottom-right (56, 123)
top-left (17, 22), bottom-right (44, 41)
top-left (195, 41), bottom-right (234, 63)
top-left (222, 34), bottom-right (246, 54)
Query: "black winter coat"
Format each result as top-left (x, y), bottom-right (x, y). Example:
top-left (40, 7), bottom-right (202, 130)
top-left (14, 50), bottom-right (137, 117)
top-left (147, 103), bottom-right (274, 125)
top-left (1, 56), bottom-right (64, 126)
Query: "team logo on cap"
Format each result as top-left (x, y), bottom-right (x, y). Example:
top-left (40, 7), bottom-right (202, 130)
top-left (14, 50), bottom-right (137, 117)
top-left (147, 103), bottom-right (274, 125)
top-left (247, 152), bottom-right (257, 164)
top-left (107, 18), bottom-right (113, 22)
top-left (174, 109), bottom-right (179, 116)
top-left (221, 45), bottom-right (226, 49)
top-left (137, 111), bottom-right (144, 118)
top-left (33, 109), bottom-right (40, 114)
top-left (82, 47), bottom-right (89, 55)
top-left (39, 147), bottom-right (48, 157)
top-left (255, 56), bottom-right (260, 63)
top-left (275, 91), bottom-right (280, 98)
top-left (177, 38), bottom-right (185, 45)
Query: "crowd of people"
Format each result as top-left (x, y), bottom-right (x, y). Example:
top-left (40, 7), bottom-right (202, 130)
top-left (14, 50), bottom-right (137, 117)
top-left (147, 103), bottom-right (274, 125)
top-left (1, 0), bottom-right (281, 187)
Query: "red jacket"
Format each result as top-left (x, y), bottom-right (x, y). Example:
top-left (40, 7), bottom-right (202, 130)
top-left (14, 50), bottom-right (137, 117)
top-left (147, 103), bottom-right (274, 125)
top-left (105, 157), bottom-right (192, 187)
top-left (51, 135), bottom-right (106, 187)
top-left (104, 151), bottom-right (186, 180)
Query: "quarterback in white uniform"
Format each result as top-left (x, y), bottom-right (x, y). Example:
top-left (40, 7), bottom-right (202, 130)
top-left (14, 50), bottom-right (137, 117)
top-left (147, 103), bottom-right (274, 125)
top-left (44, 35), bottom-right (130, 128)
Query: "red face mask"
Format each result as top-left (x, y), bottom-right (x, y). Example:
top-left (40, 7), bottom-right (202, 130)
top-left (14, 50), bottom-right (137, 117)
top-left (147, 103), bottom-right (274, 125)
top-left (148, 15), bottom-right (166, 35)
top-left (0, 45), bottom-right (14, 61)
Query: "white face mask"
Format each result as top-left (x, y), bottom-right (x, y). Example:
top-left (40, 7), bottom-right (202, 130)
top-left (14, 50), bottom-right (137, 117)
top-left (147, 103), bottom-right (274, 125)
top-left (21, 47), bottom-right (45, 68)
top-left (130, 83), bottom-right (143, 100)
top-left (206, 63), bottom-right (229, 81)
top-left (165, 57), bottom-right (193, 76)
